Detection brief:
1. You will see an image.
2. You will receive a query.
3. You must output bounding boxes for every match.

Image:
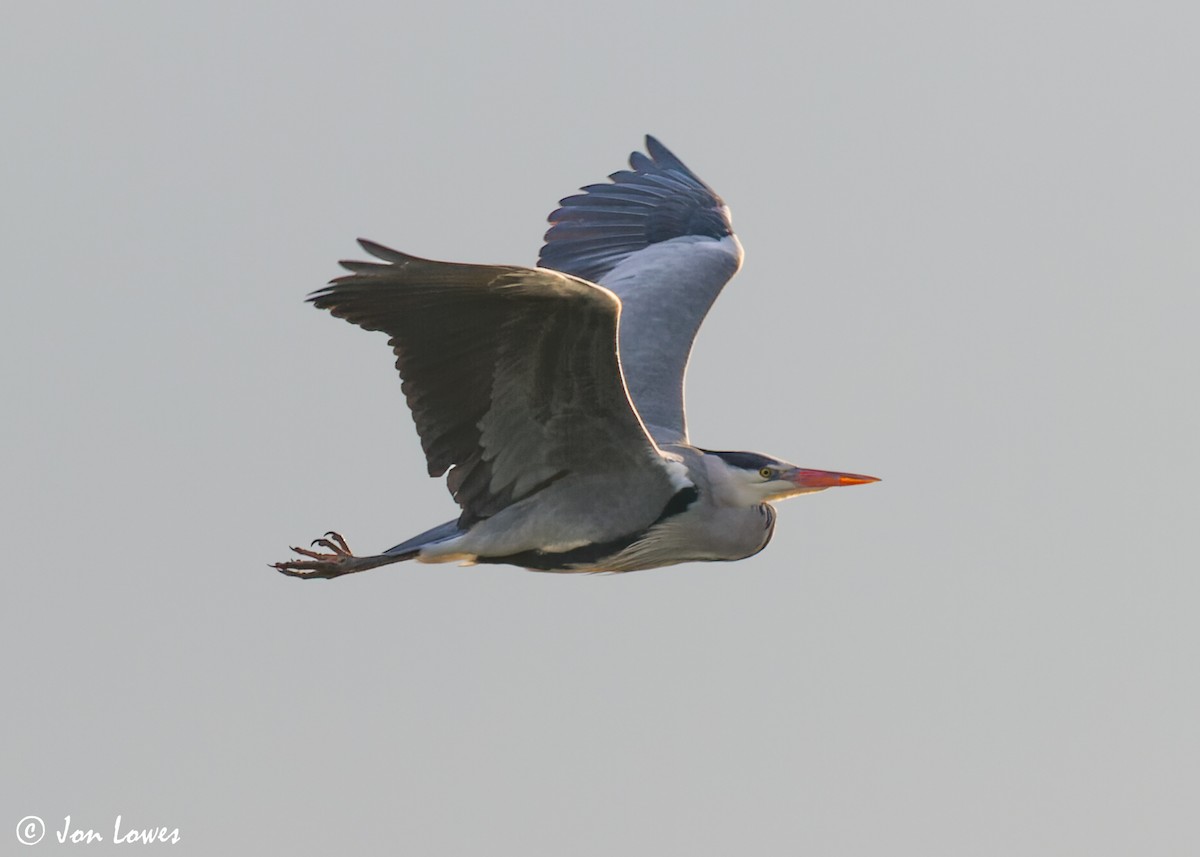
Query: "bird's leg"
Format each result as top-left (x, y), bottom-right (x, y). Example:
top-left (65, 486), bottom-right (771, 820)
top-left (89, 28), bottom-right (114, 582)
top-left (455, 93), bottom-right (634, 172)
top-left (272, 531), bottom-right (409, 580)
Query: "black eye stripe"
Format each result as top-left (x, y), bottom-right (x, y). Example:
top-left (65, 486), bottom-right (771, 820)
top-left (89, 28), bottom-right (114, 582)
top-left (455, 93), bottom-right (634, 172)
top-left (705, 450), bottom-right (777, 471)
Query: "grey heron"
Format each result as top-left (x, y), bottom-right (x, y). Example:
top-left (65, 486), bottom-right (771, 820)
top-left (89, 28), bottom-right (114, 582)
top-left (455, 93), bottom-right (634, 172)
top-left (273, 136), bottom-right (877, 578)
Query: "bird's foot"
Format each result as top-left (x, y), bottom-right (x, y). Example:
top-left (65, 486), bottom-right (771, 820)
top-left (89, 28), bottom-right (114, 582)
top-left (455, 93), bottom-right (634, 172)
top-left (273, 531), bottom-right (363, 579)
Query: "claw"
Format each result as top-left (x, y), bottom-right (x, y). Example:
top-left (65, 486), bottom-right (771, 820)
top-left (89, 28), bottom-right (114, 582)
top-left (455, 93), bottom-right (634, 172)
top-left (311, 537), bottom-right (351, 555)
top-left (324, 531), bottom-right (352, 553)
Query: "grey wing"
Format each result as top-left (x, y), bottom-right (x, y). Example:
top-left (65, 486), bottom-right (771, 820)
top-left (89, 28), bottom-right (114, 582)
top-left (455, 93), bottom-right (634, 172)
top-left (538, 136), bottom-right (744, 444)
top-left (309, 241), bottom-right (684, 531)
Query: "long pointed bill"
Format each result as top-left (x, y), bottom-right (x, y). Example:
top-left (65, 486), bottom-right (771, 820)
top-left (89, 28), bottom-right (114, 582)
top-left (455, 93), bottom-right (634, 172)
top-left (788, 468), bottom-right (881, 489)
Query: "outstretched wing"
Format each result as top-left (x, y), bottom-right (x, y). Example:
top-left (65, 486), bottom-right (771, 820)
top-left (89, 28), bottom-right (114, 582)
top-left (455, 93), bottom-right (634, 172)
top-left (309, 241), bottom-right (682, 528)
top-left (539, 136), bottom-right (744, 444)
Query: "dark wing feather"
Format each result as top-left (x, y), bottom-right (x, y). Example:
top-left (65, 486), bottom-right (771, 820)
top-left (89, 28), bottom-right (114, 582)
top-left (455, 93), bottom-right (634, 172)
top-left (309, 241), bottom-right (676, 526)
top-left (538, 135), bottom-right (734, 283)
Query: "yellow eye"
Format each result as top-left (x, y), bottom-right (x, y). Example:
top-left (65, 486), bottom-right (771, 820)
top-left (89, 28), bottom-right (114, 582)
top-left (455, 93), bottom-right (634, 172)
top-left (759, 467), bottom-right (773, 479)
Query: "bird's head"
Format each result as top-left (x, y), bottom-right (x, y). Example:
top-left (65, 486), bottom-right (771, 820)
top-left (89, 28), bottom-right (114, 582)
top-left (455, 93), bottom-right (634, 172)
top-left (704, 450), bottom-right (879, 505)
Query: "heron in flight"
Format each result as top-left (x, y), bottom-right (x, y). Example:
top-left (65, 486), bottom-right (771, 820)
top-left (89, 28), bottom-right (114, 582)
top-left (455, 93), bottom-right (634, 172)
top-left (274, 137), bottom-right (877, 578)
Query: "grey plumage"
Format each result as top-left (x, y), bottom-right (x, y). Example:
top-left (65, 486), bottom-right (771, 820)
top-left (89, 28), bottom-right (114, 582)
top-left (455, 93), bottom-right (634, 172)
top-left (541, 136), bottom-right (741, 442)
top-left (309, 245), bottom-right (681, 530)
top-left (273, 137), bottom-right (877, 579)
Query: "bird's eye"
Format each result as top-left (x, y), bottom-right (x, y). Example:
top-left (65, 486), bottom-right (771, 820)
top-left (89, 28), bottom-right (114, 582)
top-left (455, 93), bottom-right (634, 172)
top-left (759, 467), bottom-right (773, 480)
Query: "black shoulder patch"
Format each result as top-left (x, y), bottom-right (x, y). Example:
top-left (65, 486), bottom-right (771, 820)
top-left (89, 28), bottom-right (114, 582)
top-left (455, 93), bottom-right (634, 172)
top-left (658, 484), bottom-right (699, 520)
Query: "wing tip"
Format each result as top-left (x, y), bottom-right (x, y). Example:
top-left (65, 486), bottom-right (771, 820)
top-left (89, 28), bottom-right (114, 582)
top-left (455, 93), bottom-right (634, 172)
top-left (538, 135), bottom-right (734, 280)
top-left (642, 134), bottom-right (672, 165)
top-left (357, 238), bottom-right (408, 263)
top-left (638, 134), bottom-right (700, 181)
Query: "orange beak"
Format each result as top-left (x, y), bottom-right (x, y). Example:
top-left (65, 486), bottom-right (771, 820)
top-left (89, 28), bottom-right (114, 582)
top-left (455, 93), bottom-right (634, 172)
top-left (787, 468), bottom-right (881, 489)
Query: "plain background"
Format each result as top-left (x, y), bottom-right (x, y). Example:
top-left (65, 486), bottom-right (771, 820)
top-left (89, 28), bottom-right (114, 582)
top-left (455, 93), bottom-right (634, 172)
top-left (3, 2), bottom-right (1197, 854)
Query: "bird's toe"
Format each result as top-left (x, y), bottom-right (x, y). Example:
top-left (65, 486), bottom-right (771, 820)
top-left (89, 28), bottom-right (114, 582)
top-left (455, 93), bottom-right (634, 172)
top-left (310, 537), bottom-right (351, 555)
top-left (289, 544), bottom-right (337, 561)
top-left (272, 559), bottom-right (341, 579)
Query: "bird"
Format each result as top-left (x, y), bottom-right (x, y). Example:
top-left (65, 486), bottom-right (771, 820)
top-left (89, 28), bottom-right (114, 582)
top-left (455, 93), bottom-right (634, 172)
top-left (273, 136), bottom-right (878, 579)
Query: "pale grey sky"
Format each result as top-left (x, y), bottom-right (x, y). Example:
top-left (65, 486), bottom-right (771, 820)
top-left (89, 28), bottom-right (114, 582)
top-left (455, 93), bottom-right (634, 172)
top-left (3, 2), bottom-right (1197, 854)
